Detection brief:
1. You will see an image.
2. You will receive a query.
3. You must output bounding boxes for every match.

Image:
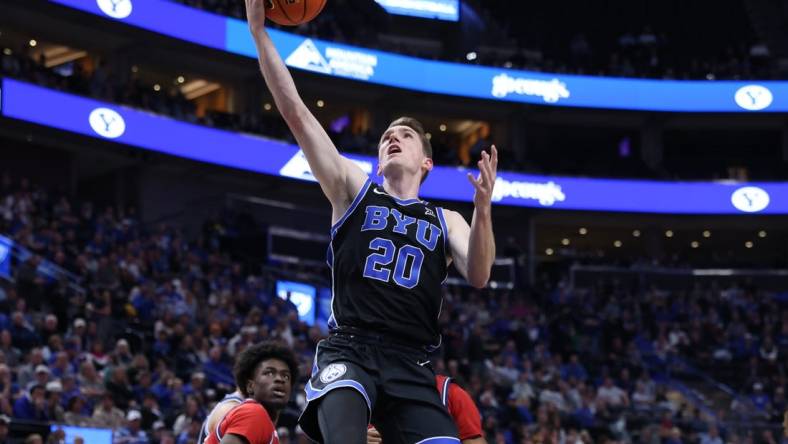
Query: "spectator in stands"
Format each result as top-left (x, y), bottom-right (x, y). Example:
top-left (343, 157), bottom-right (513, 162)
top-left (44, 381), bottom-right (65, 423)
top-left (9, 312), bottom-right (38, 352)
top-left (0, 330), bottom-right (21, 367)
top-left (201, 346), bottom-right (233, 390)
top-left (596, 377), bottom-right (629, 410)
top-left (106, 366), bottom-right (134, 410)
top-left (64, 396), bottom-right (92, 427)
top-left (13, 385), bottom-right (48, 421)
top-left (140, 392), bottom-right (163, 432)
top-left (92, 392), bottom-right (125, 429)
top-left (77, 360), bottom-right (104, 401)
top-left (114, 410), bottom-right (149, 444)
top-left (172, 396), bottom-right (202, 437)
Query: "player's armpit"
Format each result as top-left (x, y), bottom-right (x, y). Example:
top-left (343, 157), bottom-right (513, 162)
top-left (442, 209), bottom-right (471, 281)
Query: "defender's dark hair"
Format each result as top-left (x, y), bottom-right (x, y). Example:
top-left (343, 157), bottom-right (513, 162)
top-left (384, 117), bottom-right (433, 183)
top-left (233, 340), bottom-right (299, 397)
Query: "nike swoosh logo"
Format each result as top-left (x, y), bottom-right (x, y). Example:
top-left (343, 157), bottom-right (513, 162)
top-left (417, 360), bottom-right (430, 366)
top-left (372, 188), bottom-right (388, 195)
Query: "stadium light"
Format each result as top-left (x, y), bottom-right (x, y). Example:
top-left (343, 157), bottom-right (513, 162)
top-left (466, 52), bottom-right (477, 61)
top-left (758, 230), bottom-right (767, 238)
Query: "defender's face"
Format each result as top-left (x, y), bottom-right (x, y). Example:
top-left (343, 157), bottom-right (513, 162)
top-left (377, 125), bottom-right (431, 178)
top-left (248, 358), bottom-right (292, 412)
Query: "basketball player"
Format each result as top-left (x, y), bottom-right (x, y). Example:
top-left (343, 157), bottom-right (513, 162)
top-left (245, 1), bottom-right (497, 443)
top-left (196, 388), bottom-right (243, 444)
top-left (205, 341), bottom-right (298, 444)
top-left (368, 375), bottom-right (487, 444)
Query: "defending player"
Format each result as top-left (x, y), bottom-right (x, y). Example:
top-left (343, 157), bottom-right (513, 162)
top-left (368, 375), bottom-right (487, 444)
top-left (205, 341), bottom-right (298, 444)
top-left (244, 1), bottom-right (497, 443)
top-left (197, 389), bottom-right (243, 444)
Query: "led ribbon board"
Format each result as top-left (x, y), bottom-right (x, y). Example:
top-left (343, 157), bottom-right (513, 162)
top-left (374, 0), bottom-right (460, 21)
top-left (3, 79), bottom-right (788, 214)
top-left (50, 0), bottom-right (786, 112)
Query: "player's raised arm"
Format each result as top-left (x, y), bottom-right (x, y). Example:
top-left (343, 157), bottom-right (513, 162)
top-left (245, 0), bottom-right (368, 215)
top-left (444, 146), bottom-right (498, 288)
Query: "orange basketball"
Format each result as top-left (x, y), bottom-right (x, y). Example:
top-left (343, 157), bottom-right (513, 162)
top-left (265, 0), bottom-right (328, 26)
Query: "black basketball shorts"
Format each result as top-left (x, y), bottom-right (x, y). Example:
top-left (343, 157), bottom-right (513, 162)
top-left (298, 332), bottom-right (459, 444)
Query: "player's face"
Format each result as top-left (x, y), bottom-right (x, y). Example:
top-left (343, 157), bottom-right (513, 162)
top-left (377, 125), bottom-right (432, 180)
top-left (248, 358), bottom-right (292, 412)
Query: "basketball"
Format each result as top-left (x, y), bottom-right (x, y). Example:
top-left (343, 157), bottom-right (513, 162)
top-left (265, 0), bottom-right (327, 26)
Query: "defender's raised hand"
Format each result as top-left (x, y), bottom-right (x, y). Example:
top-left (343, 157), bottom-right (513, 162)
top-left (467, 144), bottom-right (499, 209)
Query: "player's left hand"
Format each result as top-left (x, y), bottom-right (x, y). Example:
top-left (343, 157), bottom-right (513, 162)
top-left (367, 426), bottom-right (383, 444)
top-left (467, 144), bottom-right (498, 210)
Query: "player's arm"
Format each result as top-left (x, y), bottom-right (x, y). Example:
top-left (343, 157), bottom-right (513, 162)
top-left (207, 401), bottom-right (239, 440)
top-left (245, 0), bottom-right (368, 217)
top-left (444, 146), bottom-right (497, 288)
top-left (448, 382), bottom-right (487, 444)
top-left (221, 434), bottom-right (250, 444)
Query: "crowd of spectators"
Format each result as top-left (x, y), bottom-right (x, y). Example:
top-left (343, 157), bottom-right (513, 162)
top-left (0, 172), bottom-right (785, 443)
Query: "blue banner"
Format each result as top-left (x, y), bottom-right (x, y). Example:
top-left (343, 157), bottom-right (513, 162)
top-left (50, 0), bottom-right (787, 112)
top-left (3, 78), bottom-right (788, 215)
top-left (0, 235), bottom-right (12, 279)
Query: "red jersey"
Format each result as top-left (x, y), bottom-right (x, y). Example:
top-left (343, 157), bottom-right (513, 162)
top-left (205, 400), bottom-right (278, 444)
top-left (435, 375), bottom-right (483, 441)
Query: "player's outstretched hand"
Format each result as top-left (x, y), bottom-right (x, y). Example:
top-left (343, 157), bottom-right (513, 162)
top-left (367, 426), bottom-right (383, 444)
top-left (245, 0), bottom-right (267, 33)
top-left (467, 144), bottom-right (498, 209)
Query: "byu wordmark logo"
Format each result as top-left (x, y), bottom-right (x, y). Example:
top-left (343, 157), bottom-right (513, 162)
top-left (319, 363), bottom-right (347, 384)
top-left (734, 85), bottom-right (773, 111)
top-left (96, 0), bottom-right (133, 19)
top-left (89, 108), bottom-right (126, 139)
top-left (731, 186), bottom-right (770, 213)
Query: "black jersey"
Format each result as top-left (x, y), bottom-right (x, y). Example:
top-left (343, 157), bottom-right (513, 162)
top-left (327, 178), bottom-right (450, 348)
